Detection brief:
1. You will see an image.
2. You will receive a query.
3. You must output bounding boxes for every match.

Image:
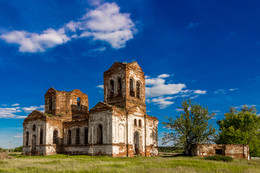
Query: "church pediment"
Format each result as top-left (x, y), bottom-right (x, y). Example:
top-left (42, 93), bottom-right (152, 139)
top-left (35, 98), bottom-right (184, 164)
top-left (24, 110), bottom-right (47, 122)
top-left (89, 102), bottom-right (113, 113)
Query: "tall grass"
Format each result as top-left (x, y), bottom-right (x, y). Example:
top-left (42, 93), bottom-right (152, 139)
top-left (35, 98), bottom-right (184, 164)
top-left (0, 153), bottom-right (259, 173)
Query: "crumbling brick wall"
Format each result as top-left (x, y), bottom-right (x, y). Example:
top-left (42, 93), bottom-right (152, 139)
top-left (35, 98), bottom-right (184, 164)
top-left (191, 144), bottom-right (250, 160)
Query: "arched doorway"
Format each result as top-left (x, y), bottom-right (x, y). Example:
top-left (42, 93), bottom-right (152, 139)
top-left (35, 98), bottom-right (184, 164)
top-left (134, 131), bottom-right (140, 155)
top-left (32, 135), bottom-right (36, 152)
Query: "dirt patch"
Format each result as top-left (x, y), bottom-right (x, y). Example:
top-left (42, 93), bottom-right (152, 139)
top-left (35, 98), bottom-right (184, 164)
top-left (0, 152), bottom-right (11, 160)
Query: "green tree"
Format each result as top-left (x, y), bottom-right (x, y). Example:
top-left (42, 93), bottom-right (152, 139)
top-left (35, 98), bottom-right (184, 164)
top-left (217, 105), bottom-right (260, 157)
top-left (14, 146), bottom-right (23, 152)
top-left (162, 99), bottom-right (216, 155)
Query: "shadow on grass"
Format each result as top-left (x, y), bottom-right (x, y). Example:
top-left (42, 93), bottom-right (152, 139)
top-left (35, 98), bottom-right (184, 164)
top-left (160, 153), bottom-right (192, 158)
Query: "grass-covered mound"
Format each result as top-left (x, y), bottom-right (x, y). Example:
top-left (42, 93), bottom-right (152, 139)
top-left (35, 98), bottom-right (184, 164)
top-left (204, 155), bottom-right (234, 162)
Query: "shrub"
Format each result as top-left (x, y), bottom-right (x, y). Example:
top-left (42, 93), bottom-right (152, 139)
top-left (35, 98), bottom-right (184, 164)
top-left (158, 147), bottom-right (184, 153)
top-left (14, 146), bottom-right (23, 152)
top-left (204, 155), bottom-right (234, 162)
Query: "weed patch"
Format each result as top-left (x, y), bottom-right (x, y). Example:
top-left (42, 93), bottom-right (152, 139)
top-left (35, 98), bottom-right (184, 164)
top-left (204, 155), bottom-right (234, 162)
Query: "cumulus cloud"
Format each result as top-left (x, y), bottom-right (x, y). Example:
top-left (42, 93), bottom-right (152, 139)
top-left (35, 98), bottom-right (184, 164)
top-left (76, 2), bottom-right (136, 48)
top-left (145, 74), bottom-right (206, 109)
top-left (0, 2), bottom-right (136, 52)
top-left (22, 105), bottom-right (44, 113)
top-left (0, 104), bottom-right (44, 118)
top-left (145, 75), bottom-right (186, 98)
top-left (11, 103), bottom-right (19, 106)
top-left (0, 107), bottom-right (19, 118)
top-left (148, 96), bottom-right (175, 109)
top-left (0, 29), bottom-right (70, 53)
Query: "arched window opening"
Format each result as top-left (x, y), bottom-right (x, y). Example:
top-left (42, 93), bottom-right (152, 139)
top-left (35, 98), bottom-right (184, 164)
top-left (139, 119), bottom-right (142, 126)
top-left (134, 131), bottom-right (140, 155)
top-left (26, 132), bottom-right (29, 146)
top-left (40, 129), bottom-right (43, 145)
top-left (53, 130), bottom-right (59, 144)
top-left (32, 124), bottom-right (36, 131)
top-left (84, 127), bottom-right (88, 144)
top-left (130, 78), bottom-right (135, 97)
top-left (76, 128), bottom-right (80, 145)
top-left (49, 96), bottom-right (53, 110)
top-left (110, 80), bottom-right (114, 98)
top-left (134, 119), bottom-right (137, 126)
top-left (139, 120), bottom-right (142, 126)
top-left (118, 78), bottom-right (122, 95)
top-left (67, 130), bottom-right (71, 145)
top-left (136, 81), bottom-right (141, 99)
top-left (97, 125), bottom-right (103, 144)
top-left (77, 97), bottom-right (81, 111)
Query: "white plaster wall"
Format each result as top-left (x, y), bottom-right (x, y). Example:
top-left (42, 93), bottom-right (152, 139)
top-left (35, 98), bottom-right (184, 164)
top-left (88, 110), bottom-right (113, 155)
top-left (23, 120), bottom-right (46, 155)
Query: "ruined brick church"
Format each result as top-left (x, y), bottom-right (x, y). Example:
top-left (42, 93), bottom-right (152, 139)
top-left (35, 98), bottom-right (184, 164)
top-left (22, 62), bottom-right (158, 157)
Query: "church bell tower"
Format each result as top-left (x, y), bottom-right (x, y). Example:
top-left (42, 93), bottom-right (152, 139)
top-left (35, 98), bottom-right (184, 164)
top-left (103, 62), bottom-right (146, 112)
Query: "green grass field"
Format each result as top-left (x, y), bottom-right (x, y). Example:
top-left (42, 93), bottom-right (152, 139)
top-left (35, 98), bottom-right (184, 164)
top-left (0, 153), bottom-right (259, 173)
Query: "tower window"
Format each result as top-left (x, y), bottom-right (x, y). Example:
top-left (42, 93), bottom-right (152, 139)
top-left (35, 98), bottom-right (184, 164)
top-left (84, 127), bottom-right (88, 144)
top-left (67, 130), bottom-right (71, 145)
top-left (77, 97), bottom-right (81, 111)
top-left (32, 124), bottom-right (36, 132)
top-left (97, 125), bottom-right (103, 144)
top-left (118, 78), bottom-right (122, 95)
top-left (134, 119), bottom-right (137, 126)
top-left (136, 81), bottom-right (141, 99)
top-left (40, 129), bottom-right (43, 145)
top-left (49, 96), bottom-right (53, 110)
top-left (130, 78), bottom-right (135, 97)
top-left (139, 119), bottom-right (142, 126)
top-left (53, 130), bottom-right (59, 144)
top-left (110, 79), bottom-right (114, 98)
top-left (76, 128), bottom-right (80, 145)
top-left (26, 131), bottom-right (29, 146)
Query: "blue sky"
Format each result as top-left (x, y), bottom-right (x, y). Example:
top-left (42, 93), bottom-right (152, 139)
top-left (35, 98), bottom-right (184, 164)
top-left (0, 0), bottom-right (260, 148)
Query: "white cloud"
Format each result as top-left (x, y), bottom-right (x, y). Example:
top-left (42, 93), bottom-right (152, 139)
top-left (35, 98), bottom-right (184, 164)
top-left (12, 103), bottom-right (19, 106)
top-left (0, 29), bottom-right (70, 53)
top-left (175, 108), bottom-right (183, 112)
top-left (1, 2), bottom-right (136, 52)
top-left (150, 97), bottom-right (175, 109)
top-left (93, 47), bottom-right (106, 52)
top-left (77, 2), bottom-right (136, 48)
top-left (13, 134), bottom-right (23, 138)
top-left (21, 105), bottom-right (44, 113)
top-left (214, 89), bottom-right (226, 94)
top-left (158, 74), bottom-right (170, 78)
top-left (194, 90), bottom-right (207, 94)
top-left (15, 116), bottom-right (28, 119)
top-left (0, 107), bottom-right (19, 118)
top-left (145, 76), bottom-right (186, 98)
top-left (145, 74), bottom-right (206, 109)
top-left (214, 88), bottom-right (238, 94)
top-left (97, 85), bottom-right (104, 89)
